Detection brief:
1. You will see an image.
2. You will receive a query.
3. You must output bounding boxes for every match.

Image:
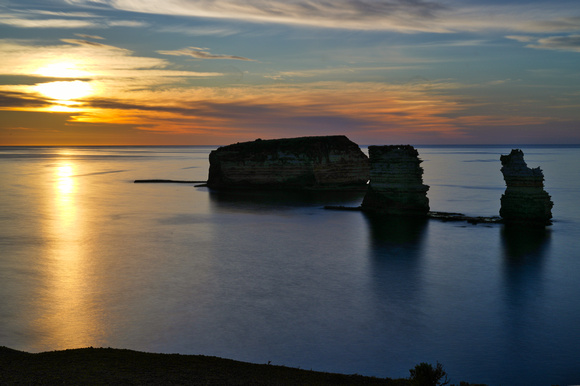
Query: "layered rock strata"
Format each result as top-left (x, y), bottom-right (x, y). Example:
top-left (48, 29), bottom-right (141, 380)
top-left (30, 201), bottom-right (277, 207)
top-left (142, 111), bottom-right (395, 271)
top-left (500, 149), bottom-right (553, 226)
top-left (207, 136), bottom-right (369, 190)
top-left (361, 145), bottom-right (429, 216)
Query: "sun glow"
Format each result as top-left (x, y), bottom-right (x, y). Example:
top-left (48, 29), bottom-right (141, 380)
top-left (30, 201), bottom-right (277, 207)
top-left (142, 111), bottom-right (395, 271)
top-left (35, 80), bottom-right (94, 101)
top-left (34, 62), bottom-right (91, 78)
top-left (47, 104), bottom-right (81, 113)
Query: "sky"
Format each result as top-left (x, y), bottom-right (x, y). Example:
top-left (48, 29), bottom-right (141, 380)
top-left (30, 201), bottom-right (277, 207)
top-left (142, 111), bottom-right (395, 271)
top-left (1, 0), bottom-right (579, 145)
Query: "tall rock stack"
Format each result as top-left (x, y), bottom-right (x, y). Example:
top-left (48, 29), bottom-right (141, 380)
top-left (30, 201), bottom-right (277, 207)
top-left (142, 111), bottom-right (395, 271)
top-left (499, 149), bottom-right (553, 226)
top-left (361, 145), bottom-right (429, 216)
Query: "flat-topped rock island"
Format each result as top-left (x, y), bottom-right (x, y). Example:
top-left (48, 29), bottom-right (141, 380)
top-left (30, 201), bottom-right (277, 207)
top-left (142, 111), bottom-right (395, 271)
top-left (206, 135), bottom-right (370, 190)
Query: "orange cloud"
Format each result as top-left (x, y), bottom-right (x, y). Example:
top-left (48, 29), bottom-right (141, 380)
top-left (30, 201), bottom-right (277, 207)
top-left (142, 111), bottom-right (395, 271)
top-left (2, 37), bottom-right (575, 145)
top-left (49, 81), bottom-right (471, 142)
top-left (6, 67), bottom-right (565, 145)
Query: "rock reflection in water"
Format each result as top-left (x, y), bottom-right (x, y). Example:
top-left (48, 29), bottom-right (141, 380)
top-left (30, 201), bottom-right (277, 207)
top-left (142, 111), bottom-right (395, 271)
top-left (207, 189), bottom-right (366, 213)
top-left (364, 214), bottom-right (429, 354)
top-left (500, 225), bottom-right (552, 374)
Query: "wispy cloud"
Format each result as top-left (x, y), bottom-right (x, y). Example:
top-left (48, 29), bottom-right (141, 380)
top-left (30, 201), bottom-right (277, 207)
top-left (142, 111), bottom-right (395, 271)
top-left (3, 63), bottom-right (575, 143)
top-left (65, 0), bottom-right (451, 33)
top-left (0, 17), bottom-right (98, 28)
top-left (65, 0), bottom-right (580, 34)
top-left (0, 39), bottom-right (223, 88)
top-left (528, 35), bottom-right (580, 53)
top-left (158, 47), bottom-right (256, 61)
top-left (505, 35), bottom-right (535, 43)
top-left (157, 25), bottom-right (241, 37)
top-left (75, 33), bottom-right (105, 40)
top-left (507, 34), bottom-right (580, 53)
top-left (60, 80), bottom-right (479, 141)
top-left (265, 65), bottom-right (424, 80)
top-left (0, 6), bottom-right (148, 30)
top-left (29, 10), bottom-right (98, 18)
top-left (107, 20), bottom-right (149, 27)
top-left (60, 38), bottom-right (115, 48)
top-left (0, 90), bottom-right (51, 108)
top-left (521, 16), bottom-right (580, 33)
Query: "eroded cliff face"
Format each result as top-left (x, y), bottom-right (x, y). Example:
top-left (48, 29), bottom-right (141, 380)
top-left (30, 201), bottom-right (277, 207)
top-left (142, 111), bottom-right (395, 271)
top-left (361, 145), bottom-right (429, 216)
top-left (207, 135), bottom-right (369, 190)
top-left (500, 149), bottom-right (553, 226)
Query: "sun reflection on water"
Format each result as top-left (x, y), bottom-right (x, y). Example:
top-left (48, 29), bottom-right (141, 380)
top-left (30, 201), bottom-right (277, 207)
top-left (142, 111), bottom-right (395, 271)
top-left (56, 164), bottom-right (75, 196)
top-left (35, 159), bottom-right (103, 350)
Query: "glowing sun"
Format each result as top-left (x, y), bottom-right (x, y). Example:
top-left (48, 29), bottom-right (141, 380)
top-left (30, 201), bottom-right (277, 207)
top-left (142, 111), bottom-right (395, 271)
top-left (34, 62), bottom-right (91, 78)
top-left (35, 80), bottom-right (94, 101)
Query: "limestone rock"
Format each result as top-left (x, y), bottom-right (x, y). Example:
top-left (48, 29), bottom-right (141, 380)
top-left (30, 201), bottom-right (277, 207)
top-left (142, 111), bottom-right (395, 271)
top-left (207, 135), bottom-right (369, 190)
top-left (361, 145), bottom-right (429, 216)
top-left (500, 149), bottom-right (553, 226)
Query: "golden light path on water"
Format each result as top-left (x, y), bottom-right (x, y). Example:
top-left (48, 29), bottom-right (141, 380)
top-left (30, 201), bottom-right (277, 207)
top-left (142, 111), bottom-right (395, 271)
top-left (36, 154), bottom-right (104, 349)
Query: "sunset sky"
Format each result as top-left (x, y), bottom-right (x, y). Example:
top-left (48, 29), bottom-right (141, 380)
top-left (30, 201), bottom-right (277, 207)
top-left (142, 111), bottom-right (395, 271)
top-left (1, 0), bottom-right (579, 145)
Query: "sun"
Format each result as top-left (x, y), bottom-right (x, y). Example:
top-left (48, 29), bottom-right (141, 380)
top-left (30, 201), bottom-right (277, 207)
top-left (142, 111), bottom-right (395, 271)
top-left (34, 62), bottom-right (91, 78)
top-left (35, 80), bottom-right (94, 101)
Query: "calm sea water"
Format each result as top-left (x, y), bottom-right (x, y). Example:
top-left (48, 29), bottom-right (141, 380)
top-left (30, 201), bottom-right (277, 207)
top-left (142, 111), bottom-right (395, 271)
top-left (1, 145), bottom-right (579, 385)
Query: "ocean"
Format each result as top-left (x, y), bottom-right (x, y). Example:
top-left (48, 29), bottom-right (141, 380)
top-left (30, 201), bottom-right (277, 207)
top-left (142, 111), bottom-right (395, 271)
top-left (1, 145), bottom-right (579, 385)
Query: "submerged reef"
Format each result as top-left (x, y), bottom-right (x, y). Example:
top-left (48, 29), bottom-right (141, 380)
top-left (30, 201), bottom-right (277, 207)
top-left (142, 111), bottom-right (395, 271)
top-left (499, 149), bottom-right (553, 226)
top-left (207, 135), bottom-right (369, 190)
top-left (360, 145), bottom-right (429, 216)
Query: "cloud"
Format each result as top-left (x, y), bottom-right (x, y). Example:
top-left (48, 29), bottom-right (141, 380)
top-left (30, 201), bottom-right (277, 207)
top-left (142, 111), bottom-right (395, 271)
top-left (107, 20), bottom-right (149, 27)
top-left (157, 25), bottom-right (241, 37)
top-left (75, 33), bottom-right (105, 40)
top-left (0, 39), bottom-right (223, 111)
top-left (0, 6), bottom-right (148, 30)
top-left (527, 35), bottom-right (580, 53)
top-left (505, 35), bottom-right (535, 43)
top-left (0, 39), bottom-right (222, 79)
top-left (157, 47), bottom-right (256, 61)
top-left (265, 65), bottom-right (424, 80)
top-left (0, 91), bottom-right (51, 109)
top-left (68, 77), bottom-right (577, 144)
top-left (65, 0), bottom-right (452, 33)
top-left (522, 16), bottom-right (580, 33)
top-left (59, 80), bottom-right (472, 141)
top-left (64, 0), bottom-right (580, 34)
top-left (30, 10), bottom-right (98, 18)
top-left (5, 71), bottom-right (575, 144)
top-left (507, 34), bottom-right (580, 53)
top-left (0, 17), bottom-right (98, 28)
top-left (60, 38), bottom-right (115, 48)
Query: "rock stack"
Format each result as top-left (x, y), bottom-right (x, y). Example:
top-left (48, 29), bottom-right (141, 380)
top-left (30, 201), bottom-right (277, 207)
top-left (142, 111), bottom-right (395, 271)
top-left (499, 149), bottom-right (553, 226)
top-left (361, 145), bottom-right (429, 216)
top-left (207, 135), bottom-right (369, 190)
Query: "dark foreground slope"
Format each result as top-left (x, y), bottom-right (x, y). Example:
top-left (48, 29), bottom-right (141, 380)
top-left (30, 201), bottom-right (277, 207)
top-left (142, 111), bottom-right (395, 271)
top-left (0, 346), bottom-right (406, 385)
